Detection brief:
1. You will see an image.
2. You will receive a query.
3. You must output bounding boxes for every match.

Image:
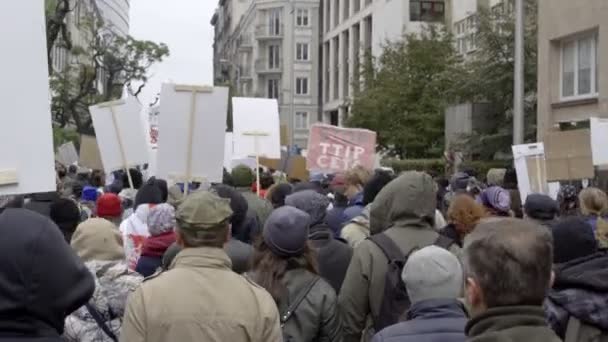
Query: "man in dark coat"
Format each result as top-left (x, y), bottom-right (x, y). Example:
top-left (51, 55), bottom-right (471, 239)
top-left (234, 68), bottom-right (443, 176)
top-left (0, 209), bottom-right (94, 341)
top-left (285, 189), bottom-right (353, 294)
top-left (371, 245), bottom-right (467, 342)
top-left (464, 219), bottom-right (561, 342)
top-left (546, 217), bottom-right (608, 340)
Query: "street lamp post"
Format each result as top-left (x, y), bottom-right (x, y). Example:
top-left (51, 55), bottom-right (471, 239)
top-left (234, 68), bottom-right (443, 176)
top-left (513, 0), bottom-right (525, 145)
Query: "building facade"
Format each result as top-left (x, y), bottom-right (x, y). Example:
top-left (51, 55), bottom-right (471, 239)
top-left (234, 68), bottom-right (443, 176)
top-left (537, 0), bottom-right (607, 140)
top-left (212, 0), bottom-right (321, 148)
top-left (321, 0), bottom-right (449, 126)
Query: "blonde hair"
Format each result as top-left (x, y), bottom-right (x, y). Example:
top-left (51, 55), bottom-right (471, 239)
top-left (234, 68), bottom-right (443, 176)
top-left (579, 187), bottom-right (608, 216)
top-left (345, 166), bottom-right (371, 188)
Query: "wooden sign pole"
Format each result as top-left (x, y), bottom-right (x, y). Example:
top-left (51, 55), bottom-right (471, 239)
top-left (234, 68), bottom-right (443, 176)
top-left (243, 131), bottom-right (270, 197)
top-left (99, 100), bottom-right (134, 189)
top-left (174, 85), bottom-right (213, 196)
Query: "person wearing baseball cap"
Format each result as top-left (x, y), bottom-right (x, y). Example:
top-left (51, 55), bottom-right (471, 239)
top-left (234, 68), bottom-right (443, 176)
top-left (121, 191), bottom-right (282, 342)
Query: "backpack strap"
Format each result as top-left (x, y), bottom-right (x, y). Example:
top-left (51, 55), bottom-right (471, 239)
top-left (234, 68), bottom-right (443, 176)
top-left (369, 233), bottom-right (408, 263)
top-left (564, 316), bottom-right (582, 342)
top-left (280, 276), bottom-right (321, 327)
top-left (85, 303), bottom-right (118, 342)
top-left (434, 234), bottom-right (455, 250)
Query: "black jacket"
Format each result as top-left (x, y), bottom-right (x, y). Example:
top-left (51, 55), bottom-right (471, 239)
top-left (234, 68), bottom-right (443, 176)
top-left (279, 268), bottom-right (342, 342)
top-left (0, 209), bottom-right (94, 340)
top-left (309, 223), bottom-right (353, 294)
top-left (439, 224), bottom-right (463, 248)
top-left (371, 299), bottom-right (467, 342)
top-left (546, 252), bottom-right (608, 339)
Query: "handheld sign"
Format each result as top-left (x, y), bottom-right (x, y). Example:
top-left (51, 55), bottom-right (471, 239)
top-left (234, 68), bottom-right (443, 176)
top-left (591, 117), bottom-right (608, 166)
top-left (232, 98), bottom-right (281, 195)
top-left (56, 142), bottom-right (79, 166)
top-left (512, 143), bottom-right (549, 204)
top-left (156, 84), bottom-right (228, 192)
top-left (90, 97), bottom-right (149, 189)
top-left (79, 135), bottom-right (104, 171)
top-left (306, 124), bottom-right (377, 173)
top-left (544, 129), bottom-right (593, 181)
top-left (0, 0), bottom-right (56, 195)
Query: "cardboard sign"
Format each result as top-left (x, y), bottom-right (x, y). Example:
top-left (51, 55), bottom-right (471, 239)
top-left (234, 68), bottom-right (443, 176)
top-left (57, 142), bottom-right (79, 166)
top-left (90, 97), bottom-right (149, 174)
top-left (232, 98), bottom-right (281, 159)
top-left (259, 153), bottom-right (309, 181)
top-left (591, 117), bottom-right (608, 166)
top-left (79, 135), bottom-right (104, 171)
top-left (156, 84), bottom-right (228, 184)
top-left (306, 124), bottom-right (377, 173)
top-left (512, 143), bottom-right (549, 204)
top-left (0, 0), bottom-right (56, 195)
top-left (544, 129), bottom-right (594, 181)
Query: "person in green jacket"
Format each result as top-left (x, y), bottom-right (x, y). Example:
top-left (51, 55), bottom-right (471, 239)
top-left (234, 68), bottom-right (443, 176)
top-left (464, 218), bottom-right (561, 342)
top-left (231, 165), bottom-right (273, 230)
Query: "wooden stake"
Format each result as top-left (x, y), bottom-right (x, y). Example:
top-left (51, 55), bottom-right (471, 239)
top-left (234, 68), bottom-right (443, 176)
top-left (243, 131), bottom-right (270, 197)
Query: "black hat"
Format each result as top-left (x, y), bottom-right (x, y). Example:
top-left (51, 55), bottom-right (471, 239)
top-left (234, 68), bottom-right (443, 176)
top-left (263, 206), bottom-right (310, 257)
top-left (524, 194), bottom-right (559, 221)
top-left (134, 179), bottom-right (163, 209)
top-left (551, 217), bottom-right (598, 264)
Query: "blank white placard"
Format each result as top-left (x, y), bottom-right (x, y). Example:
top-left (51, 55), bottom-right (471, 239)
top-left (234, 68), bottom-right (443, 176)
top-left (224, 133), bottom-right (234, 171)
top-left (90, 97), bottom-right (149, 173)
top-left (0, 0), bottom-right (56, 195)
top-left (232, 98), bottom-right (281, 159)
top-left (156, 84), bottom-right (228, 184)
top-left (590, 117), bottom-right (608, 166)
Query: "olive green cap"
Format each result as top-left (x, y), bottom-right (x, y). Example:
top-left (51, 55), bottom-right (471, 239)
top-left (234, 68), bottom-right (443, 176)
top-left (176, 191), bottom-right (233, 230)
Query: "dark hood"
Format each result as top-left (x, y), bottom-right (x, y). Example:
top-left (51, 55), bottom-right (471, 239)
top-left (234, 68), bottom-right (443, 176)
top-left (0, 209), bottom-right (94, 337)
top-left (212, 184), bottom-right (249, 228)
top-left (285, 190), bottom-right (330, 225)
top-left (370, 172), bottom-right (436, 234)
top-left (547, 252), bottom-right (608, 335)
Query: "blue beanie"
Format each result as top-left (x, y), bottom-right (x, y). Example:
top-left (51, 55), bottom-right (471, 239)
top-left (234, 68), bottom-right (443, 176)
top-left (81, 186), bottom-right (98, 202)
top-left (263, 206), bottom-right (310, 257)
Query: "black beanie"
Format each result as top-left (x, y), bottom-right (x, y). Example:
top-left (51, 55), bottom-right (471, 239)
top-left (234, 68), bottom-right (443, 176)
top-left (363, 170), bottom-right (394, 205)
top-left (134, 178), bottom-right (163, 209)
top-left (524, 194), bottom-right (559, 221)
top-left (49, 198), bottom-right (81, 242)
top-left (212, 184), bottom-right (249, 229)
top-left (270, 183), bottom-right (293, 208)
top-left (551, 217), bottom-right (598, 264)
top-left (153, 178), bottom-right (169, 203)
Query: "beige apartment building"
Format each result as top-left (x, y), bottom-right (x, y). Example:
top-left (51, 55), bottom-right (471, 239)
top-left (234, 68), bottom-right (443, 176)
top-left (537, 0), bottom-right (607, 140)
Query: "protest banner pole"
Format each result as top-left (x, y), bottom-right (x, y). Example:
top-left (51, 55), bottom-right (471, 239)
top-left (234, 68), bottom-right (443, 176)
top-left (244, 131), bottom-right (269, 196)
top-left (174, 85), bottom-right (213, 196)
top-left (99, 100), bottom-right (134, 189)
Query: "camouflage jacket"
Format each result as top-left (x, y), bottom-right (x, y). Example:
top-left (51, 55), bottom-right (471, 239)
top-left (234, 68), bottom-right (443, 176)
top-left (64, 260), bottom-right (143, 342)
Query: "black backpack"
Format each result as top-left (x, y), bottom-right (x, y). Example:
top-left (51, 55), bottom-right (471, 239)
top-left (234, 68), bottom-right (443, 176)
top-left (368, 233), bottom-right (455, 332)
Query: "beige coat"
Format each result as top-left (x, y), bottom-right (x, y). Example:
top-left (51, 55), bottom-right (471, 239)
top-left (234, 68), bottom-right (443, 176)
top-left (120, 247), bottom-right (282, 342)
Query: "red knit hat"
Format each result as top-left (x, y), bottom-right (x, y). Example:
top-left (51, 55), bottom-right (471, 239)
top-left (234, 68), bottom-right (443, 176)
top-left (96, 193), bottom-right (123, 218)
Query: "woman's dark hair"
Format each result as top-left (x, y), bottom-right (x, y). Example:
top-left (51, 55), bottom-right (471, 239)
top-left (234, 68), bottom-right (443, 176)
top-left (260, 173), bottom-right (275, 190)
top-left (250, 239), bottom-right (319, 303)
top-left (123, 168), bottom-right (143, 189)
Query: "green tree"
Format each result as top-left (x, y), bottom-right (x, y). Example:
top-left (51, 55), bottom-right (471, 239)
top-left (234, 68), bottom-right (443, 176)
top-left (47, 6), bottom-right (169, 134)
top-left (347, 26), bottom-right (463, 158)
top-left (452, 1), bottom-right (538, 159)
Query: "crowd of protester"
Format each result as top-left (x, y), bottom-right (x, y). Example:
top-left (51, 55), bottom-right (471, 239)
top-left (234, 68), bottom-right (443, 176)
top-left (0, 162), bottom-right (606, 341)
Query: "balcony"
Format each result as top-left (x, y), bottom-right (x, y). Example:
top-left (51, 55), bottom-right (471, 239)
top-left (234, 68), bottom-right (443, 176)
top-left (239, 65), bottom-right (252, 79)
top-left (255, 59), bottom-right (283, 74)
top-left (237, 34), bottom-right (253, 50)
top-left (255, 24), bottom-right (284, 40)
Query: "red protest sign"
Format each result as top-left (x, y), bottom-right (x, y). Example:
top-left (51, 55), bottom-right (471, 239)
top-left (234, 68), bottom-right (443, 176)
top-left (306, 124), bottom-right (377, 173)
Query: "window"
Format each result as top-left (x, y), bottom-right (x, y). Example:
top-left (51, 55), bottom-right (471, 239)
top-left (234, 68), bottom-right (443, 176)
top-left (561, 34), bottom-right (598, 100)
top-left (268, 45), bottom-right (280, 69)
top-left (410, 1), bottom-right (445, 22)
top-left (296, 77), bottom-right (309, 95)
top-left (296, 43), bottom-right (309, 61)
top-left (296, 8), bottom-right (309, 27)
top-left (268, 79), bottom-right (279, 99)
top-left (269, 8), bottom-right (281, 35)
top-left (295, 112), bottom-right (309, 129)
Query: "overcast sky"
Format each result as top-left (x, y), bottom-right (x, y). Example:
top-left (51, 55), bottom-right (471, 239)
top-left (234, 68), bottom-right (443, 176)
top-left (130, 0), bottom-right (216, 107)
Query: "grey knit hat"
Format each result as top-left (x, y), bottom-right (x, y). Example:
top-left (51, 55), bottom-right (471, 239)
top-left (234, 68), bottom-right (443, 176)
top-left (263, 206), bottom-right (311, 257)
top-left (402, 245), bottom-right (463, 303)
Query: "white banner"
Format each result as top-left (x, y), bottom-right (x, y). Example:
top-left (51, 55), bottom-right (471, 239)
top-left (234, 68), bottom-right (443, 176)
top-left (232, 98), bottom-right (281, 160)
top-left (0, 0), bottom-right (55, 195)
